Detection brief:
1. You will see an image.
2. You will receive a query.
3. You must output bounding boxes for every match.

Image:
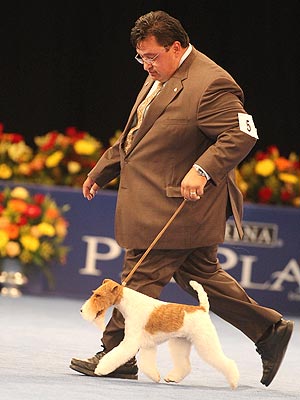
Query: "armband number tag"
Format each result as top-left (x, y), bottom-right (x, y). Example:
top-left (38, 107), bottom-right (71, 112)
top-left (238, 113), bottom-right (258, 139)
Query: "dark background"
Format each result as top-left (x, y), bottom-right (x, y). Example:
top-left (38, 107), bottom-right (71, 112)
top-left (0, 0), bottom-right (299, 155)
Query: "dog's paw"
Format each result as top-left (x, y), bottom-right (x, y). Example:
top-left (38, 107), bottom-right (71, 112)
top-left (164, 377), bottom-right (177, 383)
top-left (142, 370), bottom-right (161, 383)
top-left (164, 374), bottom-right (180, 383)
top-left (94, 369), bottom-right (103, 376)
top-left (94, 364), bottom-right (111, 376)
top-left (164, 368), bottom-right (189, 383)
top-left (149, 372), bottom-right (161, 383)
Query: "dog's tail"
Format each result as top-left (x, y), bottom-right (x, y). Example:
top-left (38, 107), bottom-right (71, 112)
top-left (189, 280), bottom-right (209, 312)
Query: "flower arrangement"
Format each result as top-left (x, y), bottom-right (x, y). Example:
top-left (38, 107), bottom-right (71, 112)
top-left (237, 145), bottom-right (300, 207)
top-left (25, 126), bottom-right (105, 186)
top-left (0, 125), bottom-right (33, 181)
top-left (0, 124), bottom-right (105, 187)
top-left (0, 186), bottom-right (70, 287)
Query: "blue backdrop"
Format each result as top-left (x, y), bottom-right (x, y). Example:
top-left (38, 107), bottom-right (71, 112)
top-left (1, 182), bottom-right (300, 316)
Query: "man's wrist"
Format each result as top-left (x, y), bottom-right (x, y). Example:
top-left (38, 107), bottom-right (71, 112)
top-left (193, 164), bottom-right (209, 180)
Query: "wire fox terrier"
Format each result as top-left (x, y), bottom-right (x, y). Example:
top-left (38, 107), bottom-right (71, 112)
top-left (80, 279), bottom-right (239, 388)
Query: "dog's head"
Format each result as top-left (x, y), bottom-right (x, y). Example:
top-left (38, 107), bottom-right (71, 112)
top-left (80, 279), bottom-right (123, 330)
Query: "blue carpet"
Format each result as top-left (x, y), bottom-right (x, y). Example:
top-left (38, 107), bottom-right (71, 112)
top-left (0, 295), bottom-right (299, 400)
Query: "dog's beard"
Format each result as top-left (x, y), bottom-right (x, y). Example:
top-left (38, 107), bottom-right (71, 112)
top-left (81, 299), bottom-right (108, 331)
top-left (93, 311), bottom-right (106, 331)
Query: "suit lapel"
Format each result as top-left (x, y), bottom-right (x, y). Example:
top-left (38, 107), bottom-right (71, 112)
top-left (123, 50), bottom-right (195, 156)
top-left (120, 78), bottom-right (154, 153)
top-left (130, 79), bottom-right (184, 149)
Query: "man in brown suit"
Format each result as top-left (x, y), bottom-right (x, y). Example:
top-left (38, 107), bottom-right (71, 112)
top-left (70, 10), bottom-right (293, 386)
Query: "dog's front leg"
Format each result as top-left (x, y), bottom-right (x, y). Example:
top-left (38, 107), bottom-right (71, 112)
top-left (139, 346), bottom-right (161, 382)
top-left (94, 340), bottom-right (139, 376)
top-left (164, 338), bottom-right (192, 383)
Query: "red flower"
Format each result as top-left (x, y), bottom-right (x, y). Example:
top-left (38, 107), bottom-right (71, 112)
top-left (65, 126), bottom-right (78, 136)
top-left (40, 131), bottom-right (59, 151)
top-left (267, 145), bottom-right (279, 157)
top-left (280, 189), bottom-right (293, 203)
top-left (24, 204), bottom-right (42, 218)
top-left (33, 193), bottom-right (46, 205)
top-left (258, 187), bottom-right (273, 203)
top-left (17, 215), bottom-right (28, 226)
top-left (255, 151), bottom-right (268, 161)
top-left (65, 126), bottom-right (85, 140)
top-left (0, 132), bottom-right (24, 143)
top-left (10, 133), bottom-right (24, 143)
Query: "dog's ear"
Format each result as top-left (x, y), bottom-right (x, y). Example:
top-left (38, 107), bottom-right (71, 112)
top-left (110, 282), bottom-right (120, 294)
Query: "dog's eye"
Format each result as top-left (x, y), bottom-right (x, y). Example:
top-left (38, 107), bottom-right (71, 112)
top-left (94, 294), bottom-right (101, 298)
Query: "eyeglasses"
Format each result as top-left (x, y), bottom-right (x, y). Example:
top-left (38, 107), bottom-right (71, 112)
top-left (135, 52), bottom-right (161, 65)
top-left (135, 46), bottom-right (171, 65)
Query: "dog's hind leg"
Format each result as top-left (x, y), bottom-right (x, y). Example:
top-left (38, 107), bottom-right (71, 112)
top-left (191, 330), bottom-right (239, 389)
top-left (164, 338), bottom-right (192, 383)
top-left (138, 346), bottom-right (161, 382)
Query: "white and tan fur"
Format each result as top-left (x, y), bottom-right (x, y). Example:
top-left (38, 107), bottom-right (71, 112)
top-left (80, 279), bottom-right (239, 389)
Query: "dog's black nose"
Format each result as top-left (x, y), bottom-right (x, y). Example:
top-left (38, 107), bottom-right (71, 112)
top-left (80, 309), bottom-right (82, 313)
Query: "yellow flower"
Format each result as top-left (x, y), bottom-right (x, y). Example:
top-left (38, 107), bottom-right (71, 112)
top-left (0, 230), bottom-right (9, 250)
top-left (37, 222), bottom-right (56, 237)
top-left (254, 159), bottom-right (276, 177)
top-left (6, 241), bottom-right (21, 257)
top-left (73, 139), bottom-right (97, 155)
top-left (20, 235), bottom-right (40, 252)
top-left (292, 197), bottom-right (300, 207)
top-left (0, 163), bottom-right (13, 179)
top-left (67, 161), bottom-right (81, 174)
top-left (10, 186), bottom-right (30, 200)
top-left (278, 173), bottom-right (298, 185)
top-left (18, 163), bottom-right (32, 176)
top-left (8, 142), bottom-right (33, 162)
top-left (45, 151), bottom-right (64, 168)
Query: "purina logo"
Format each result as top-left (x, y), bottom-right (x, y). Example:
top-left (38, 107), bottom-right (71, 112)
top-left (225, 220), bottom-right (282, 248)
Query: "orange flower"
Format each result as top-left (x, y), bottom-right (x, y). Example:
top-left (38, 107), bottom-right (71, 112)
top-left (0, 216), bottom-right (10, 229)
top-left (45, 207), bottom-right (60, 219)
top-left (7, 198), bottom-right (28, 213)
top-left (30, 155), bottom-right (46, 171)
top-left (6, 223), bottom-right (20, 239)
top-left (275, 157), bottom-right (293, 172)
top-left (6, 241), bottom-right (21, 257)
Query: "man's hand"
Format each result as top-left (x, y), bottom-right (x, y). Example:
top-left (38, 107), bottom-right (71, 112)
top-left (181, 167), bottom-right (207, 201)
top-left (82, 176), bottom-right (100, 200)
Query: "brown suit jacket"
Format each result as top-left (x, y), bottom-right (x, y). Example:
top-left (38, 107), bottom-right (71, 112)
top-left (89, 48), bottom-right (257, 249)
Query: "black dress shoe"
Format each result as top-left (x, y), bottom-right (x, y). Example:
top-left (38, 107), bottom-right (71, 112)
top-left (70, 350), bottom-right (138, 380)
top-left (256, 319), bottom-right (294, 386)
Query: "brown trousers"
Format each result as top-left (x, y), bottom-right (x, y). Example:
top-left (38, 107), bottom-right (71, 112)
top-left (102, 245), bottom-right (282, 351)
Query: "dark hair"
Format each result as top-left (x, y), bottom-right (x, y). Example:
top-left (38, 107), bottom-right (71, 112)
top-left (130, 10), bottom-right (190, 49)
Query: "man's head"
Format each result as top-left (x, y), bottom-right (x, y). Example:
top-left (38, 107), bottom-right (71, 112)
top-left (130, 11), bottom-right (190, 82)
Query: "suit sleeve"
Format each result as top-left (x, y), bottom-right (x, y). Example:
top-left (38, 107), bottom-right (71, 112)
top-left (196, 77), bottom-right (258, 185)
top-left (88, 139), bottom-right (121, 187)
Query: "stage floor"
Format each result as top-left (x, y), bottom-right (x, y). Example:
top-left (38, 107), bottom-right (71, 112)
top-left (0, 295), bottom-right (299, 400)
